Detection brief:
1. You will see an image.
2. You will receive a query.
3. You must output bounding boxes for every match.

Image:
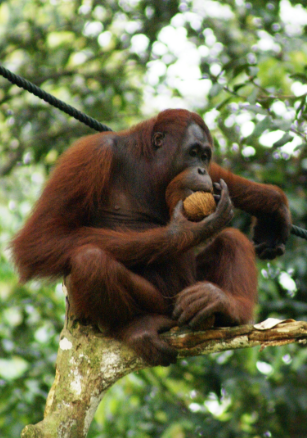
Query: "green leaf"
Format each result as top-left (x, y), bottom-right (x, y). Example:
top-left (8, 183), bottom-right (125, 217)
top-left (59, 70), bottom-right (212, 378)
top-left (233, 82), bottom-right (247, 92)
top-left (232, 63), bottom-right (249, 78)
top-left (216, 97), bottom-right (232, 110)
top-left (252, 116), bottom-right (274, 137)
top-left (290, 73), bottom-right (307, 84)
top-left (271, 119), bottom-right (292, 131)
top-left (240, 104), bottom-right (268, 116)
top-left (273, 132), bottom-right (293, 147)
top-left (209, 83), bottom-right (224, 98)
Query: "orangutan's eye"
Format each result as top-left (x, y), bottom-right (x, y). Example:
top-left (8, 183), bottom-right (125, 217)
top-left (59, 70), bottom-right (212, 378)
top-left (189, 148), bottom-right (198, 157)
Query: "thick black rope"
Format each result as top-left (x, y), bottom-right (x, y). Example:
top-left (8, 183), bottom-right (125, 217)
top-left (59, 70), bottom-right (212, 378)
top-left (291, 224), bottom-right (307, 240)
top-left (0, 64), bottom-right (306, 240)
top-left (0, 65), bottom-right (112, 132)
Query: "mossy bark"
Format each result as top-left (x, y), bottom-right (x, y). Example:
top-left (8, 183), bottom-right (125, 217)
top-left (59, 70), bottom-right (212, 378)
top-left (21, 293), bottom-right (307, 438)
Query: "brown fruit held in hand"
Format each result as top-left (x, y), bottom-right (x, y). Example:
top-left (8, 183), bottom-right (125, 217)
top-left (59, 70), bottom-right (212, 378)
top-left (183, 191), bottom-right (216, 221)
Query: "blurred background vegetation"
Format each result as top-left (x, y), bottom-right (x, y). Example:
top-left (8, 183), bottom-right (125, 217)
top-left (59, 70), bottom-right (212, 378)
top-left (0, 0), bottom-right (307, 436)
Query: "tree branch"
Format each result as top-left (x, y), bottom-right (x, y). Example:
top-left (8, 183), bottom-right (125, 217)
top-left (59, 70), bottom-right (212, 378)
top-left (21, 293), bottom-right (307, 438)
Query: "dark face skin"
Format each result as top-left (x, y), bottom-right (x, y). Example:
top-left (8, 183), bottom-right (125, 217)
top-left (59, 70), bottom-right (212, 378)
top-left (180, 123), bottom-right (212, 168)
top-left (164, 123), bottom-right (216, 216)
top-left (140, 122), bottom-right (215, 221)
top-left (151, 122), bottom-right (212, 180)
top-left (94, 122), bottom-right (215, 229)
top-left (173, 123), bottom-right (213, 193)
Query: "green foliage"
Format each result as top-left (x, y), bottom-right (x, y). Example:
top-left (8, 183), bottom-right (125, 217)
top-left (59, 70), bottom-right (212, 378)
top-left (1, 0), bottom-right (307, 437)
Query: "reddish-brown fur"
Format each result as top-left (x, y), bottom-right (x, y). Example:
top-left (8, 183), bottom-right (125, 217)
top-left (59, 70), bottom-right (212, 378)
top-left (11, 109), bottom-right (291, 366)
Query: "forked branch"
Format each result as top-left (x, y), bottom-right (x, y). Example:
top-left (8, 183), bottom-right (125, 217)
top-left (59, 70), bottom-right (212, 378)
top-left (21, 303), bottom-right (307, 438)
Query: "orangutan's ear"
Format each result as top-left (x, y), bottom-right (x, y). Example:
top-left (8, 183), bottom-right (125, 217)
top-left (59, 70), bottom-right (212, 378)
top-left (152, 132), bottom-right (164, 149)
